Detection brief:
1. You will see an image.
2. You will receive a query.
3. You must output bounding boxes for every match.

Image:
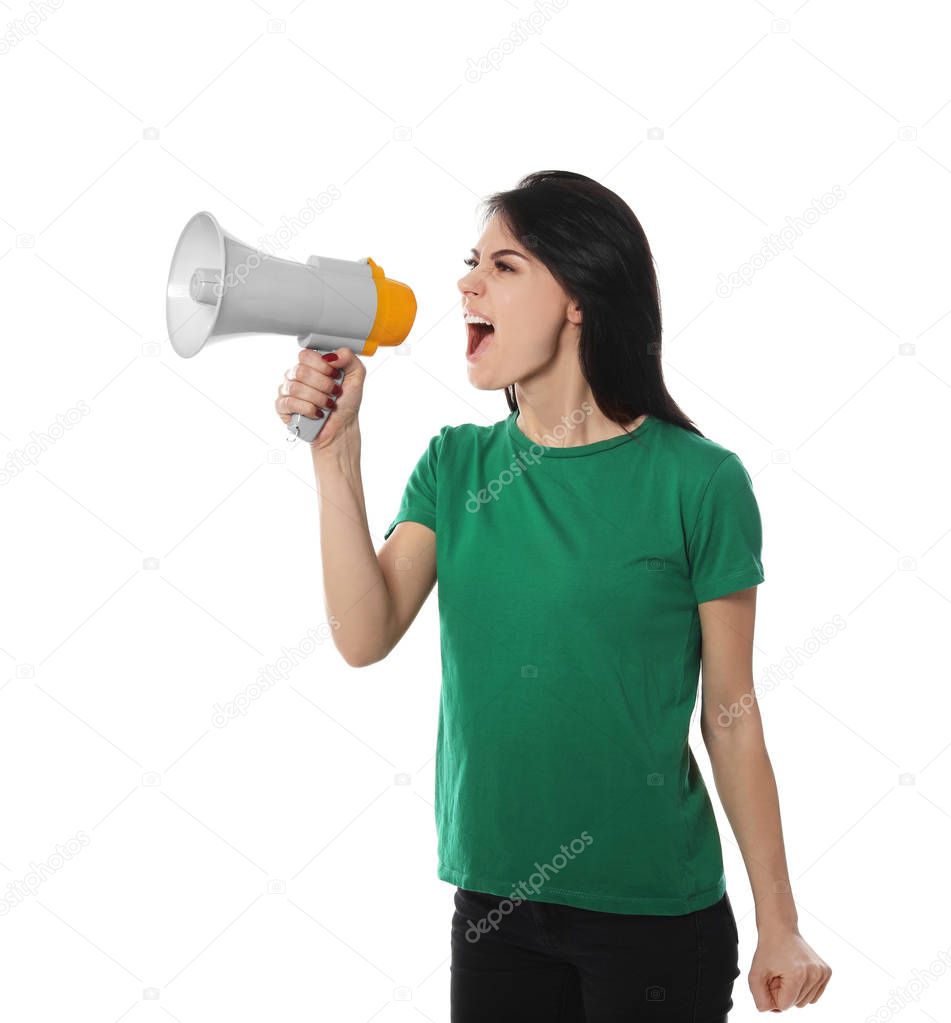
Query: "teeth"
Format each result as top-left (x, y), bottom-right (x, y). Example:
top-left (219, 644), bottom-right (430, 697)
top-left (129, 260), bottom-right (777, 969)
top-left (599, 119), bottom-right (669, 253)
top-left (464, 314), bottom-right (493, 327)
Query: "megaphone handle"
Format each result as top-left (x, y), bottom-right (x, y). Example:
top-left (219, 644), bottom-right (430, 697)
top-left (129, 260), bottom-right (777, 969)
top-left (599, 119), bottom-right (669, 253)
top-left (287, 367), bottom-right (346, 443)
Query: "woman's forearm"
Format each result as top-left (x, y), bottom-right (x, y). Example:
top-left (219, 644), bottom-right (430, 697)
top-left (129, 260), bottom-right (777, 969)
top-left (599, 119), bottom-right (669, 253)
top-left (706, 729), bottom-right (800, 935)
top-left (311, 423), bottom-right (393, 666)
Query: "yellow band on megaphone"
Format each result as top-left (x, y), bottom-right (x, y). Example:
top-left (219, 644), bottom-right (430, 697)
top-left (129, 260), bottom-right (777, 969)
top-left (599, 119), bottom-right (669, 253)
top-left (364, 258), bottom-right (417, 355)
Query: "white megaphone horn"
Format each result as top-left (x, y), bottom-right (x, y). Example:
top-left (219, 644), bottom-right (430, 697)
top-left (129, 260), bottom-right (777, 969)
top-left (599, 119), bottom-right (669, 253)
top-left (165, 211), bottom-right (417, 443)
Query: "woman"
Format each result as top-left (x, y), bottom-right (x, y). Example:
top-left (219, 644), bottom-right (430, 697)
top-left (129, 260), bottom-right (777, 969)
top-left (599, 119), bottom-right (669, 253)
top-left (276, 170), bottom-right (832, 1022)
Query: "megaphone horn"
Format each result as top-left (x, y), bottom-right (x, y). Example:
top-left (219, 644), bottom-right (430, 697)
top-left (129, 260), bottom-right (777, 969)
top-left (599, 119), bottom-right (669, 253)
top-left (165, 211), bottom-right (417, 443)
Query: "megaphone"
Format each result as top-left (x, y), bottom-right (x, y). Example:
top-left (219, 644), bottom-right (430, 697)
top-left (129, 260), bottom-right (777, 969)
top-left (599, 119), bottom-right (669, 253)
top-left (165, 211), bottom-right (417, 443)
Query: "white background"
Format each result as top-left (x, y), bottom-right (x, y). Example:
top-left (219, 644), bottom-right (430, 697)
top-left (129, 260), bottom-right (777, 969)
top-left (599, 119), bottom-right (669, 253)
top-left (2, 0), bottom-right (949, 1020)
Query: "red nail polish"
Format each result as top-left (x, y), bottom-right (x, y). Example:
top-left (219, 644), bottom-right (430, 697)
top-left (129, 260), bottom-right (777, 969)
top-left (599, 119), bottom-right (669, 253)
top-left (321, 352), bottom-right (339, 362)
top-left (332, 383), bottom-right (343, 396)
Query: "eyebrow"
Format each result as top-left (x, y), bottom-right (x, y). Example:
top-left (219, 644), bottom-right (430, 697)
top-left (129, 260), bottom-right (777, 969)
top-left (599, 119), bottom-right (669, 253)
top-left (469, 247), bottom-right (529, 261)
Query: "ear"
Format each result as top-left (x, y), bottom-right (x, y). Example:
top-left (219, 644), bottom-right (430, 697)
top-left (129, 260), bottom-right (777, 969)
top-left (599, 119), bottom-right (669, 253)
top-left (567, 300), bottom-right (583, 326)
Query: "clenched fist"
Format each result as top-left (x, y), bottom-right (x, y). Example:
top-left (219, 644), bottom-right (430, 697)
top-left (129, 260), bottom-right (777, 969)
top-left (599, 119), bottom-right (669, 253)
top-left (275, 346), bottom-right (366, 451)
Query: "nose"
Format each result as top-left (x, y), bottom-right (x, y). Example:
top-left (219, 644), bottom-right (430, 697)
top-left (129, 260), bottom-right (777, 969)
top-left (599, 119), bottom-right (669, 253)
top-left (457, 264), bottom-right (483, 297)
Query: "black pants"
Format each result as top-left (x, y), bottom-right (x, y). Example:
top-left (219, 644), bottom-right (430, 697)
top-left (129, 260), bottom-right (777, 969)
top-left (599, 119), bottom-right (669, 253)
top-left (450, 886), bottom-right (741, 1022)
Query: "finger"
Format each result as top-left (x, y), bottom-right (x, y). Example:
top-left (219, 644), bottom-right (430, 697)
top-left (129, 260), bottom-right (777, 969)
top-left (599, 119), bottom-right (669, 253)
top-left (280, 378), bottom-right (339, 411)
top-left (808, 972), bottom-right (831, 1004)
top-left (773, 985), bottom-right (800, 1012)
top-left (297, 347), bottom-right (341, 373)
top-left (277, 394), bottom-right (325, 419)
top-left (778, 977), bottom-right (808, 1012)
top-left (754, 973), bottom-right (798, 1014)
top-left (306, 345), bottom-right (360, 380)
top-left (274, 394), bottom-right (299, 423)
top-left (748, 975), bottom-right (776, 1014)
top-left (298, 346), bottom-right (352, 376)
top-left (287, 362), bottom-right (344, 395)
top-left (796, 974), bottom-right (823, 1007)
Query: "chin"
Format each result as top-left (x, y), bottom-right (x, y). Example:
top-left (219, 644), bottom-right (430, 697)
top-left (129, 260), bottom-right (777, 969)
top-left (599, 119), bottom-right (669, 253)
top-left (466, 370), bottom-right (506, 391)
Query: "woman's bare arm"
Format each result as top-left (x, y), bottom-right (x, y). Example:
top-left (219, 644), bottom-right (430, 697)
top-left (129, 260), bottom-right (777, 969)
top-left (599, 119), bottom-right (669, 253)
top-left (698, 589), bottom-right (832, 1011)
top-left (276, 346), bottom-right (436, 668)
top-left (312, 429), bottom-right (436, 667)
top-left (698, 590), bottom-right (797, 930)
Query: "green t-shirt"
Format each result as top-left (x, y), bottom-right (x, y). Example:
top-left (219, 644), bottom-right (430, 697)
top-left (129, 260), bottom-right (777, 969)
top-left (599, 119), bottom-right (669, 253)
top-left (384, 410), bottom-right (765, 915)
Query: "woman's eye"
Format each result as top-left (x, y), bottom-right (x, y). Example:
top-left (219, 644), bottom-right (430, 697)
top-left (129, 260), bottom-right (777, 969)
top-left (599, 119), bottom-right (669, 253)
top-left (462, 257), bottom-right (513, 272)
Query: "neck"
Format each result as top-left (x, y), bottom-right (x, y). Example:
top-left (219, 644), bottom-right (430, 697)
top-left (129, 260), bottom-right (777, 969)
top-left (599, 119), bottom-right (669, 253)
top-left (513, 395), bottom-right (646, 448)
top-left (511, 331), bottom-right (648, 447)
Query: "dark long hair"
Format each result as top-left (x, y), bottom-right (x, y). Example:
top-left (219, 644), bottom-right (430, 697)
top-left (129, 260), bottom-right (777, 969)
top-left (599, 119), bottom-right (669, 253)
top-left (478, 170), bottom-right (702, 437)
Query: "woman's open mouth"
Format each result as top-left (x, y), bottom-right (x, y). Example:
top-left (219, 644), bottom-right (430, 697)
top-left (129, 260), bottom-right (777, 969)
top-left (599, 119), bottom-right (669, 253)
top-left (466, 321), bottom-right (496, 362)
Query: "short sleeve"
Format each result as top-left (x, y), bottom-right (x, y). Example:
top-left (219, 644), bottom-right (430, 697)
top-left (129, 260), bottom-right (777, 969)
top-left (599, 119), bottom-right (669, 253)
top-left (686, 453), bottom-right (765, 604)
top-left (383, 427), bottom-right (448, 540)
